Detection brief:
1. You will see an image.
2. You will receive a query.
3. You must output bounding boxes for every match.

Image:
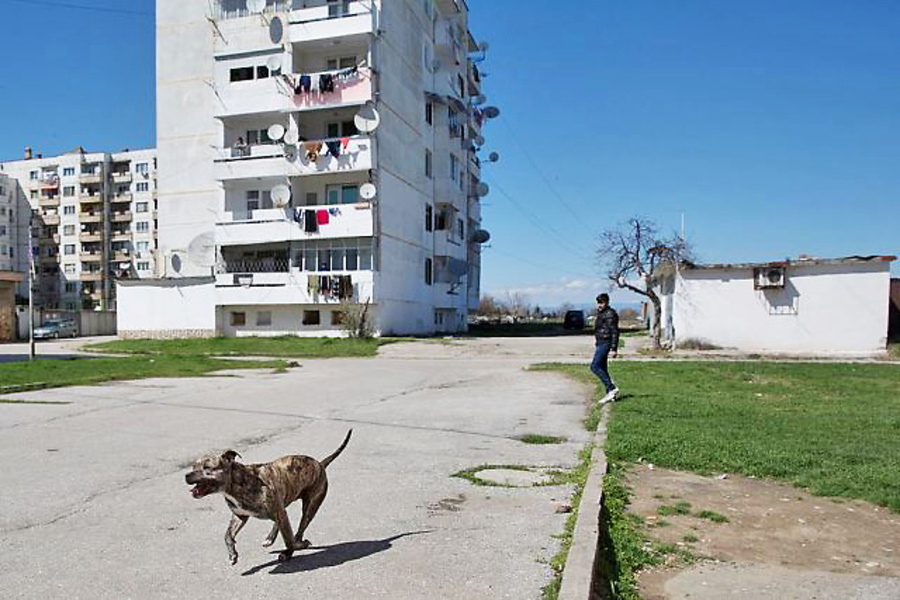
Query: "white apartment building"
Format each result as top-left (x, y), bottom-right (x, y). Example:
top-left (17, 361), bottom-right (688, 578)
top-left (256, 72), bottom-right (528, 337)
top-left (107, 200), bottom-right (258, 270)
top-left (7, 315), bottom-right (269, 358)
top-left (0, 174), bottom-right (15, 272)
top-left (0, 147), bottom-right (159, 311)
top-left (119, 0), bottom-right (492, 337)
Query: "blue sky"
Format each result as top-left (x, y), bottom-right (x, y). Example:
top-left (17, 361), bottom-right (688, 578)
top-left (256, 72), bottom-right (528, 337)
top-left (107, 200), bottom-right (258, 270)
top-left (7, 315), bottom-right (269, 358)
top-left (1, 0), bottom-right (897, 310)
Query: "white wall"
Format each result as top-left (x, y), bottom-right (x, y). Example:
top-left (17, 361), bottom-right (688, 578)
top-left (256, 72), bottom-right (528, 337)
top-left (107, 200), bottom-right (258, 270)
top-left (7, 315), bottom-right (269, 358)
top-left (117, 278), bottom-right (217, 338)
top-left (219, 303), bottom-right (359, 337)
top-left (672, 262), bottom-right (892, 355)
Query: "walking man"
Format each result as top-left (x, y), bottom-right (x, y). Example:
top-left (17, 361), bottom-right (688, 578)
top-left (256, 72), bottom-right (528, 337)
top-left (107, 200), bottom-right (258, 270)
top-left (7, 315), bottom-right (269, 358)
top-left (591, 293), bottom-right (620, 403)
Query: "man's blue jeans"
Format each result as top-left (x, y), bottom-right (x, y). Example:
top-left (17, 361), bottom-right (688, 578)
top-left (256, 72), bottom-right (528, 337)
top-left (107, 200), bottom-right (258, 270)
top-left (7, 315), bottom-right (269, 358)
top-left (590, 340), bottom-right (615, 393)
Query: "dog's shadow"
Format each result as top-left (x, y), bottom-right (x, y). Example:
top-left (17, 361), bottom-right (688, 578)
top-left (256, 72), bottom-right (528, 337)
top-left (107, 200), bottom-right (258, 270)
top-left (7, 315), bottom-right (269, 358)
top-left (241, 530), bottom-right (433, 576)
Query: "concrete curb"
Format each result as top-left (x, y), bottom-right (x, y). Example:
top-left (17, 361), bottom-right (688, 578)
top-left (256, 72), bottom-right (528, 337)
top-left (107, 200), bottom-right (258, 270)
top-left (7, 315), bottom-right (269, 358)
top-left (558, 405), bottom-right (610, 600)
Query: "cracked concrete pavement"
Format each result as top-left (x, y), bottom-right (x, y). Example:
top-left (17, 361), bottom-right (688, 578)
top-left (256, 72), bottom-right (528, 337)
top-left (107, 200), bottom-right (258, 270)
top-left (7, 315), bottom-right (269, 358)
top-left (0, 336), bottom-right (597, 599)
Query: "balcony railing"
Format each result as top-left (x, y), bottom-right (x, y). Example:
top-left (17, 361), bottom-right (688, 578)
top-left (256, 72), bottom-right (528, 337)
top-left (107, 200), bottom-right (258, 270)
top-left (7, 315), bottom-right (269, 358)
top-left (212, 0), bottom-right (290, 20)
top-left (80, 213), bottom-right (103, 223)
top-left (81, 271), bottom-right (103, 282)
top-left (216, 202), bottom-right (374, 246)
top-left (112, 173), bottom-right (132, 183)
top-left (214, 136), bottom-right (374, 180)
top-left (220, 257), bottom-right (290, 274)
top-left (80, 253), bottom-right (103, 262)
top-left (80, 233), bottom-right (103, 243)
top-left (79, 194), bottom-right (104, 204)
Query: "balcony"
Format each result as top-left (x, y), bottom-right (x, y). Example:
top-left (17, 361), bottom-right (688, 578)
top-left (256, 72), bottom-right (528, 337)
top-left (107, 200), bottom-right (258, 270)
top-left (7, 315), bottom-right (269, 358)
top-left (79, 173), bottom-right (103, 184)
top-left (214, 66), bottom-right (373, 118)
top-left (215, 269), bottom-right (374, 306)
top-left (214, 136), bottom-right (374, 181)
top-left (39, 196), bottom-right (60, 208)
top-left (111, 193), bottom-right (133, 203)
top-left (42, 214), bottom-right (61, 226)
top-left (80, 194), bottom-right (104, 205)
top-left (111, 231), bottom-right (131, 242)
top-left (216, 203), bottom-right (374, 246)
top-left (80, 232), bottom-right (103, 243)
top-left (111, 211), bottom-right (133, 223)
top-left (113, 251), bottom-right (132, 262)
top-left (112, 172), bottom-right (132, 184)
top-left (80, 213), bottom-right (103, 223)
top-left (81, 271), bottom-right (103, 282)
top-left (288, 2), bottom-right (374, 44)
top-left (80, 252), bottom-right (103, 263)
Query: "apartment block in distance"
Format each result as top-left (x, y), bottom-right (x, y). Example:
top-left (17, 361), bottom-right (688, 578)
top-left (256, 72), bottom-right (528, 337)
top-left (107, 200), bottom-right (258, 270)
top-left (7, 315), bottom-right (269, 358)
top-left (0, 147), bottom-right (159, 311)
top-left (118, 0), bottom-right (493, 337)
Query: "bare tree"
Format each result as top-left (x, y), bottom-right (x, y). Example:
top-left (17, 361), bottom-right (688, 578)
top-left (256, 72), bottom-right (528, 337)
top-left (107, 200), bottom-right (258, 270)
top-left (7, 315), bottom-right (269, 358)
top-left (478, 294), bottom-right (500, 317)
top-left (505, 292), bottom-right (531, 322)
top-left (596, 218), bottom-right (690, 349)
top-left (557, 302), bottom-right (574, 318)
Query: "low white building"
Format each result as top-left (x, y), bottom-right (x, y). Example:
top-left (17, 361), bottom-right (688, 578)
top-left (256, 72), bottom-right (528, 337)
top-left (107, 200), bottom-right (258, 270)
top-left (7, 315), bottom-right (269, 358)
top-left (654, 255), bottom-right (896, 356)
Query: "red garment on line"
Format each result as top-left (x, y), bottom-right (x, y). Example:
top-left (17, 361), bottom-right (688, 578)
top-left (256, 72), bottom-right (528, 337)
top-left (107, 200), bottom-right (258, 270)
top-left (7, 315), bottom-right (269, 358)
top-left (316, 209), bottom-right (330, 225)
top-left (340, 137), bottom-right (350, 150)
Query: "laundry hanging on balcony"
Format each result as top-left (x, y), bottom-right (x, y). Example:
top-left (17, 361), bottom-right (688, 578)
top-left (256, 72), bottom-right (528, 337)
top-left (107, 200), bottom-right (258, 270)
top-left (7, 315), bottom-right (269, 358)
top-left (325, 140), bottom-right (341, 158)
top-left (316, 209), bottom-right (330, 225)
top-left (303, 141), bottom-right (323, 162)
top-left (304, 209), bottom-right (317, 232)
top-left (288, 65), bottom-right (361, 97)
top-left (308, 275), bottom-right (354, 300)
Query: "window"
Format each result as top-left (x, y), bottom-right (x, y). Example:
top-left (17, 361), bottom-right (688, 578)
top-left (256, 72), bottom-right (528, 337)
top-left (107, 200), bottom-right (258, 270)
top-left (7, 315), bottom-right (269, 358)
top-left (63, 167), bottom-right (75, 177)
top-left (458, 218), bottom-right (464, 238)
top-left (257, 311), bottom-right (272, 327)
top-left (63, 186), bottom-right (75, 197)
top-left (450, 153), bottom-right (459, 181)
top-left (63, 225), bottom-right (75, 235)
top-left (30, 190), bottom-right (38, 199)
top-left (326, 56), bottom-right (357, 70)
top-left (425, 257), bottom-right (432, 285)
top-left (256, 65), bottom-right (270, 79)
top-left (0, 226), bottom-right (5, 236)
top-left (458, 74), bottom-right (465, 97)
top-left (135, 163), bottom-right (149, 175)
top-left (326, 120), bottom-right (358, 138)
top-left (425, 149), bottom-right (433, 179)
top-left (63, 205), bottom-right (75, 215)
top-left (331, 311), bottom-right (344, 326)
top-left (245, 129), bottom-right (272, 145)
top-left (65, 283), bottom-right (76, 293)
top-left (64, 244), bottom-right (75, 255)
top-left (136, 222), bottom-right (150, 233)
top-left (435, 210), bottom-right (448, 230)
top-left (230, 312), bottom-right (246, 326)
top-left (305, 192), bottom-right (318, 206)
top-left (30, 171), bottom-right (38, 180)
top-left (303, 310), bottom-right (321, 325)
top-left (136, 182), bottom-right (149, 192)
top-left (425, 204), bottom-right (433, 232)
top-left (136, 241), bottom-right (150, 253)
top-left (137, 262), bottom-right (150, 271)
top-left (327, 0), bottom-right (351, 18)
top-left (230, 67), bottom-right (254, 82)
top-left (425, 101), bottom-right (433, 125)
top-left (326, 185), bottom-right (359, 205)
top-left (136, 202), bottom-right (149, 213)
top-left (292, 238), bottom-right (372, 272)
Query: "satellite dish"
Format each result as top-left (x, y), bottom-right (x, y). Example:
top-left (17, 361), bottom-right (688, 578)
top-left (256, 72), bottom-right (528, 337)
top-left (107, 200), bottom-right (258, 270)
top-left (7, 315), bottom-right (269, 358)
top-left (483, 106), bottom-right (500, 119)
top-left (271, 184), bottom-right (291, 207)
top-left (488, 152), bottom-right (500, 163)
top-left (476, 182), bottom-right (490, 197)
top-left (474, 134), bottom-right (485, 146)
top-left (187, 232), bottom-right (217, 268)
top-left (354, 102), bottom-right (381, 134)
top-left (247, 0), bottom-right (266, 14)
top-left (471, 229), bottom-right (491, 244)
top-left (267, 123), bottom-right (285, 142)
top-left (473, 94), bottom-right (486, 105)
top-left (269, 16), bottom-right (284, 44)
top-left (170, 252), bottom-right (183, 274)
top-left (266, 55), bottom-right (282, 72)
top-left (359, 183), bottom-right (377, 200)
top-left (283, 129), bottom-right (299, 146)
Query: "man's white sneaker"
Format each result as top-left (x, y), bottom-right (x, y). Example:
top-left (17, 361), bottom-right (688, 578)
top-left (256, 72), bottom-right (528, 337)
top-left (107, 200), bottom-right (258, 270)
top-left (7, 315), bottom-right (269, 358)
top-left (600, 389), bottom-right (618, 404)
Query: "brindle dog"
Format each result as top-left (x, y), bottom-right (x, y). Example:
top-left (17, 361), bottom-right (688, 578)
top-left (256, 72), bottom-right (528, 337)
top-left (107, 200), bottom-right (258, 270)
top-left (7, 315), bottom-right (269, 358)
top-left (185, 430), bottom-right (352, 564)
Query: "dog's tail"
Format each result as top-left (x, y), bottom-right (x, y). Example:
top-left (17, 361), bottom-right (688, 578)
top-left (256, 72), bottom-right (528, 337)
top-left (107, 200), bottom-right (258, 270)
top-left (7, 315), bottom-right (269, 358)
top-left (320, 429), bottom-right (352, 469)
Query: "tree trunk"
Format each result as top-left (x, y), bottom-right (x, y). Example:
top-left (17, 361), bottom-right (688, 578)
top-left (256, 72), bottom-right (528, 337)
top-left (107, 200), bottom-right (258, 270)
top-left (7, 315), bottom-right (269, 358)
top-left (648, 290), bottom-right (663, 350)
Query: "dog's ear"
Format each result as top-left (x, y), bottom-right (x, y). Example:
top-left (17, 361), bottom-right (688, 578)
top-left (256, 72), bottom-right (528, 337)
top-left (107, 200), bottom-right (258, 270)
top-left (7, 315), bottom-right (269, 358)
top-left (221, 450), bottom-right (242, 463)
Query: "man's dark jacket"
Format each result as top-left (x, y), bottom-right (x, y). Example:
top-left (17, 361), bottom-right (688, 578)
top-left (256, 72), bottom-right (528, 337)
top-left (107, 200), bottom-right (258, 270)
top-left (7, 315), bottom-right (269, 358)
top-left (594, 306), bottom-right (619, 351)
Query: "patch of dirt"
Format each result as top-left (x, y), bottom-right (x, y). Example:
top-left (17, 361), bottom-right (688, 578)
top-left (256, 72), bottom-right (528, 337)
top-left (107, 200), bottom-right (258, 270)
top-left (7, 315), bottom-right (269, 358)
top-left (626, 465), bottom-right (900, 599)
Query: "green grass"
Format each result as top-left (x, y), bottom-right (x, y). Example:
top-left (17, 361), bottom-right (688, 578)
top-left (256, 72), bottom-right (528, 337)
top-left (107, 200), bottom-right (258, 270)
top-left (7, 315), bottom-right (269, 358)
top-left (84, 336), bottom-right (387, 358)
top-left (682, 534), bottom-right (699, 543)
top-left (451, 464), bottom-right (533, 487)
top-left (890, 343), bottom-right (900, 360)
top-left (657, 501), bottom-right (691, 516)
top-left (0, 355), bottom-right (290, 392)
top-left (519, 433), bottom-right (567, 445)
top-left (0, 398), bottom-right (71, 405)
top-left (695, 510), bottom-right (729, 523)
top-left (537, 359), bottom-right (900, 597)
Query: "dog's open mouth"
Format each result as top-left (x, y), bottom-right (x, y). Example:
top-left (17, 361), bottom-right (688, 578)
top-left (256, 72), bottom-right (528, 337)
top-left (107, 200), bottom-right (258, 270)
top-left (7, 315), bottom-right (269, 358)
top-left (190, 481), bottom-right (217, 498)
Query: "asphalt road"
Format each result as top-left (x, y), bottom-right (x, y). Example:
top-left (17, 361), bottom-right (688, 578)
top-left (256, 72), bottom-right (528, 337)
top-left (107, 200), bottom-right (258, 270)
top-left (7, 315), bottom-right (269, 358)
top-left (0, 337), bottom-right (595, 599)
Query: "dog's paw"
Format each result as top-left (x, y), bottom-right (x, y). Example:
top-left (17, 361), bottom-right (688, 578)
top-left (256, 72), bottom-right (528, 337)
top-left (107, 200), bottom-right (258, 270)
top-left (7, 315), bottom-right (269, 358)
top-left (296, 539), bottom-right (311, 550)
top-left (261, 538), bottom-right (275, 548)
top-left (277, 550), bottom-right (294, 563)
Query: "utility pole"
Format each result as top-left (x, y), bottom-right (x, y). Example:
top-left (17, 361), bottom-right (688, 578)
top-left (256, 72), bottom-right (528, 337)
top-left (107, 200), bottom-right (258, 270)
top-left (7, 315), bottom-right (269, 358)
top-left (28, 213), bottom-right (35, 361)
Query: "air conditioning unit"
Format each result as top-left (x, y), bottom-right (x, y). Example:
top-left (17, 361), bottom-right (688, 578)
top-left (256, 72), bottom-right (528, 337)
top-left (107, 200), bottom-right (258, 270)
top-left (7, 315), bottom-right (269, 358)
top-left (754, 266), bottom-right (786, 289)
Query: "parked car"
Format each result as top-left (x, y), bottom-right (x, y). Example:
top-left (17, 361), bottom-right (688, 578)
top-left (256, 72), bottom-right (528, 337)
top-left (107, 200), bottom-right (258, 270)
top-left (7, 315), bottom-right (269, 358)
top-left (563, 310), bottom-right (586, 330)
top-left (34, 319), bottom-right (78, 340)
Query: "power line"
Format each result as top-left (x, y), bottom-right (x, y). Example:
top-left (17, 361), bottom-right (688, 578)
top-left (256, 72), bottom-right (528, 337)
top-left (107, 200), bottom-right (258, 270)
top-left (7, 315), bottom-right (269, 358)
top-left (485, 246), bottom-right (597, 280)
top-left (5, 0), bottom-right (152, 17)
top-left (499, 118), bottom-right (595, 237)
top-left (491, 179), bottom-right (594, 261)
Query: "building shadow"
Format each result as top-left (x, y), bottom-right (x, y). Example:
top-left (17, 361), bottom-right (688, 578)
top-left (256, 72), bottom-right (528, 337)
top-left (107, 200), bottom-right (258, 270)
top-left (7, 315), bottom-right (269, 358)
top-left (241, 530), bottom-right (433, 576)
